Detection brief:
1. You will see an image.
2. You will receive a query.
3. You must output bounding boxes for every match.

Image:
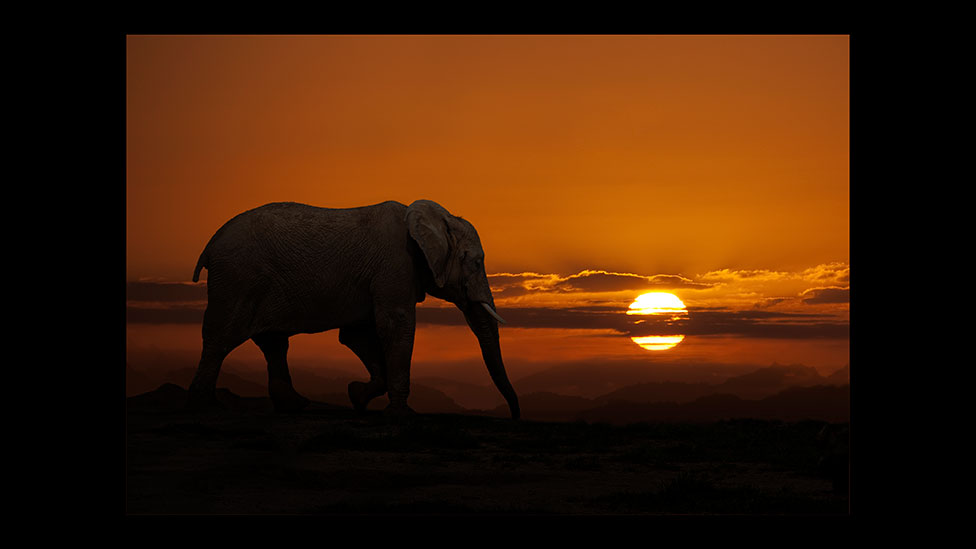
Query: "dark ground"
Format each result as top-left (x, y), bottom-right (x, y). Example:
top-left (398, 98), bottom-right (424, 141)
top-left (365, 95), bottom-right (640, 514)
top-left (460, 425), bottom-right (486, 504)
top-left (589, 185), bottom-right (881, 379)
top-left (125, 384), bottom-right (849, 515)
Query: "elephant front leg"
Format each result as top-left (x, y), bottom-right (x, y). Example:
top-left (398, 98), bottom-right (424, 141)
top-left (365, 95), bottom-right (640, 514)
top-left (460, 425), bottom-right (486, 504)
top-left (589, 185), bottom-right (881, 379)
top-left (339, 325), bottom-right (388, 413)
top-left (374, 307), bottom-right (417, 415)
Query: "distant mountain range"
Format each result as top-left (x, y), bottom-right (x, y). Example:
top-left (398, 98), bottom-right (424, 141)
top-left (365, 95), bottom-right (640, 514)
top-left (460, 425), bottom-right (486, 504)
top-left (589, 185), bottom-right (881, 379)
top-left (492, 363), bottom-right (850, 423)
top-left (487, 384), bottom-right (850, 424)
top-left (127, 356), bottom-right (849, 423)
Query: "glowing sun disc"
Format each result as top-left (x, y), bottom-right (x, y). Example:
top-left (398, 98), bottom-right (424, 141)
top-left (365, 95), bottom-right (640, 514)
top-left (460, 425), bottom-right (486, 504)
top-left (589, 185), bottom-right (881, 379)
top-left (631, 335), bottom-right (685, 351)
top-left (627, 292), bottom-right (688, 316)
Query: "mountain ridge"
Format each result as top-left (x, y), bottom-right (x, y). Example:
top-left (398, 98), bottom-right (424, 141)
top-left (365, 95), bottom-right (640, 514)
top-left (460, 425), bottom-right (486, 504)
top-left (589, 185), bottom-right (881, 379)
top-left (126, 359), bottom-right (849, 423)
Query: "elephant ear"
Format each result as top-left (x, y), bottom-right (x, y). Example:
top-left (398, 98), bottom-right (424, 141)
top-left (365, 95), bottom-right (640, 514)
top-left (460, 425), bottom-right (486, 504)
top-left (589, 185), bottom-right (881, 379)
top-left (406, 200), bottom-right (453, 288)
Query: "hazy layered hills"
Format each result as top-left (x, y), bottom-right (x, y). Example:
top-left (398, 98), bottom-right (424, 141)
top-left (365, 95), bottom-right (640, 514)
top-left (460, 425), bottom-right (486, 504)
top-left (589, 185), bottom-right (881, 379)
top-left (513, 362), bottom-right (847, 401)
top-left (485, 363), bottom-right (849, 423)
top-left (496, 384), bottom-right (850, 424)
top-left (127, 353), bottom-right (849, 423)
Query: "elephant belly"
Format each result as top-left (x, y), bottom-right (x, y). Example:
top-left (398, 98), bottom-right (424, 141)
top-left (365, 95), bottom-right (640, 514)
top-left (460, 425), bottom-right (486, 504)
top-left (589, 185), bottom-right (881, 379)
top-left (251, 283), bottom-right (374, 337)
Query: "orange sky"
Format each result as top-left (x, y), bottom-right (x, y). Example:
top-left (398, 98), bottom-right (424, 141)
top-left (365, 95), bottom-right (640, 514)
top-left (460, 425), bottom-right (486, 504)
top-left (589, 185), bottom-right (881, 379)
top-left (126, 35), bottom-right (849, 386)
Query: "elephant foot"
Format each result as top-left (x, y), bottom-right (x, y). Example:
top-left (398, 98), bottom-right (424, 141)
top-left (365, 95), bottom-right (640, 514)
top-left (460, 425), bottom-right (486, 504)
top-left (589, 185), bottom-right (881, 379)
top-left (383, 401), bottom-right (416, 417)
top-left (348, 381), bottom-right (371, 413)
top-left (270, 379), bottom-right (310, 413)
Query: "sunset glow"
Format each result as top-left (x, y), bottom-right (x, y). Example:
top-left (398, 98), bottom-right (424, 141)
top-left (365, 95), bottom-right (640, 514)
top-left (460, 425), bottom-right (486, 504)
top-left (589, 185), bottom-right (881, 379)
top-left (126, 35), bottom-right (849, 397)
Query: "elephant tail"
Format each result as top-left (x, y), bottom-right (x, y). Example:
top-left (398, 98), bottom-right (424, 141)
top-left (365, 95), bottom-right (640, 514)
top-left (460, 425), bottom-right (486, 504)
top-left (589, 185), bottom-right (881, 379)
top-left (192, 211), bottom-right (242, 282)
top-left (192, 249), bottom-right (208, 283)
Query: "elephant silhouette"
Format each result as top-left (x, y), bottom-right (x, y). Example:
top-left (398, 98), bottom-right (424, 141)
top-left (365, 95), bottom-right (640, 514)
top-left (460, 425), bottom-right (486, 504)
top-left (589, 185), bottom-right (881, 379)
top-left (187, 200), bottom-right (520, 419)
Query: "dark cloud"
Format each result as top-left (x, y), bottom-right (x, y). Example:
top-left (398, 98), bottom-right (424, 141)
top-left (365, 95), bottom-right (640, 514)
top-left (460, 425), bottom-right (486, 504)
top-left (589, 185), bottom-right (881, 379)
top-left (801, 287), bottom-right (850, 305)
top-left (126, 280), bottom-right (848, 340)
top-left (127, 281), bottom-right (207, 323)
top-left (416, 306), bottom-right (634, 332)
top-left (127, 281), bottom-right (207, 302)
top-left (418, 305), bottom-right (848, 340)
top-left (126, 305), bottom-right (205, 324)
top-left (673, 309), bottom-right (848, 339)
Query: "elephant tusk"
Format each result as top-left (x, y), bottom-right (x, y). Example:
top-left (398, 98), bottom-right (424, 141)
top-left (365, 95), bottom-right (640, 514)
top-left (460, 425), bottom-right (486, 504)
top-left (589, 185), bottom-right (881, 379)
top-left (481, 302), bottom-right (507, 324)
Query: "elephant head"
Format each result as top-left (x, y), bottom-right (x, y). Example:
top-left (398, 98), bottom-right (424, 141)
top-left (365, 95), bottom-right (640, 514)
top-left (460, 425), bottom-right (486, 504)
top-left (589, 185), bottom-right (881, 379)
top-left (405, 200), bottom-right (520, 420)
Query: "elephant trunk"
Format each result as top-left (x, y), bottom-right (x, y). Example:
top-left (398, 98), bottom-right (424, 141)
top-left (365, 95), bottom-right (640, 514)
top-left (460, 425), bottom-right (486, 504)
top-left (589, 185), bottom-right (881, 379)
top-left (464, 302), bottom-right (520, 420)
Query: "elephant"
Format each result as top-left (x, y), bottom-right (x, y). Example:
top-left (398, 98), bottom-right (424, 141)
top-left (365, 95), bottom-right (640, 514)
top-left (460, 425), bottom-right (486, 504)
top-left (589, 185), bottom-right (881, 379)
top-left (186, 199), bottom-right (520, 419)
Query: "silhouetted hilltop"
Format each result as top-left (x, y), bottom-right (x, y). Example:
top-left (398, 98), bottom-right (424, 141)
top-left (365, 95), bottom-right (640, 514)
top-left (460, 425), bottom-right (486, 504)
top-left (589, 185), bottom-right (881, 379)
top-left (125, 358), bottom-right (366, 400)
top-left (488, 384), bottom-right (850, 424)
top-left (125, 348), bottom-right (362, 391)
top-left (125, 353), bottom-right (850, 422)
top-left (128, 374), bottom-right (848, 426)
top-left (507, 363), bottom-right (843, 418)
top-left (511, 362), bottom-right (661, 398)
top-left (511, 361), bottom-right (845, 402)
top-left (125, 349), bottom-right (270, 396)
top-left (126, 377), bottom-right (468, 416)
top-left (127, 383), bottom-right (250, 412)
top-left (134, 367), bottom-right (269, 398)
top-left (385, 385), bottom-right (469, 414)
top-left (578, 385), bottom-right (850, 424)
top-left (826, 364), bottom-right (850, 385)
top-left (414, 376), bottom-right (507, 411)
top-left (125, 363), bottom-right (158, 396)
top-left (717, 363), bottom-right (825, 399)
top-left (127, 382), bottom-right (189, 410)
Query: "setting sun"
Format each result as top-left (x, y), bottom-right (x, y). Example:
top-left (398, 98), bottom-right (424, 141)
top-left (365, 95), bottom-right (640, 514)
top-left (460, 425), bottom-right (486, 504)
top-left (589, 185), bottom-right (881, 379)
top-left (627, 293), bottom-right (688, 351)
top-left (627, 292), bottom-right (688, 317)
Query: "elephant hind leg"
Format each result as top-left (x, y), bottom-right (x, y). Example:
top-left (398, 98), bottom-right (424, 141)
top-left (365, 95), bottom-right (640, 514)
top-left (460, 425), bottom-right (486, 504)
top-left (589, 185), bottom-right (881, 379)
top-left (253, 332), bottom-right (310, 413)
top-left (339, 325), bottom-right (388, 412)
top-left (187, 341), bottom-right (234, 411)
top-left (188, 302), bottom-right (253, 410)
